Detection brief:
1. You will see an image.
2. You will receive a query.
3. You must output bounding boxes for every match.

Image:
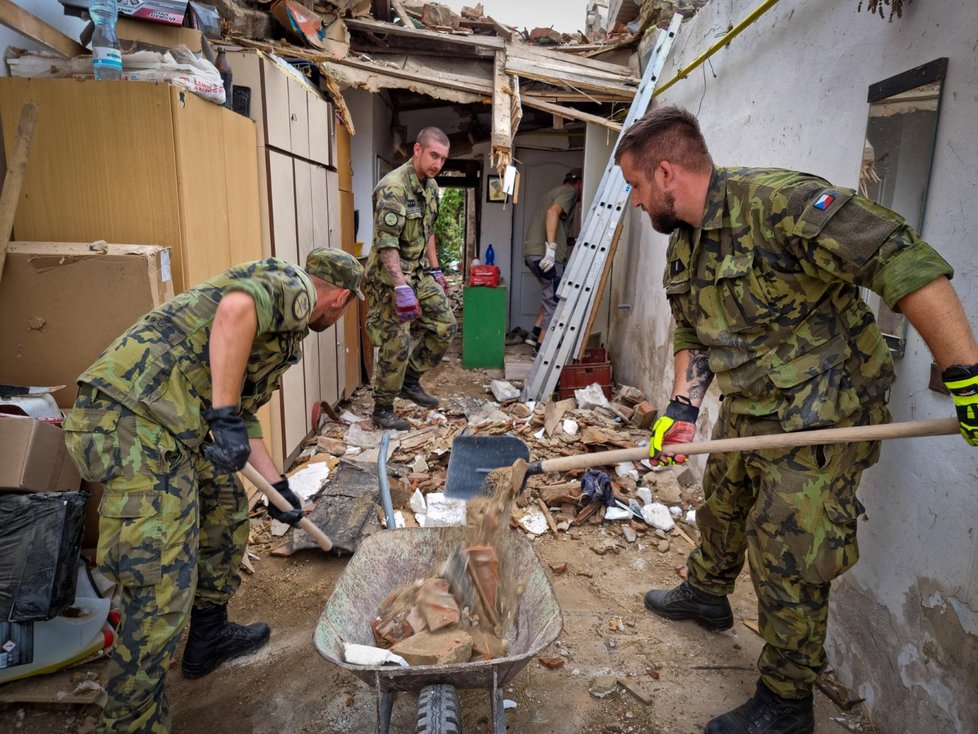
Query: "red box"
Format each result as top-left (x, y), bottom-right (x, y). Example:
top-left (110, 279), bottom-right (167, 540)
top-left (557, 361), bottom-right (613, 400)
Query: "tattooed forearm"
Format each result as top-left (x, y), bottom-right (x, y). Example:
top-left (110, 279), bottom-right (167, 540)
top-left (380, 248), bottom-right (406, 286)
top-left (684, 349), bottom-right (714, 404)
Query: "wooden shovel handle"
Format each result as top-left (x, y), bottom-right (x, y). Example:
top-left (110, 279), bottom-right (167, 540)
top-left (240, 462), bottom-right (333, 552)
top-left (535, 416), bottom-right (961, 475)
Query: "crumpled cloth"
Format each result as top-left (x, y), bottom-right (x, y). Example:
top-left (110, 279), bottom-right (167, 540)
top-left (580, 470), bottom-right (615, 507)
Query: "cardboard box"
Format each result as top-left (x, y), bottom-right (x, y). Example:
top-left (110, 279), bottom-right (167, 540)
top-left (0, 418), bottom-right (81, 493)
top-left (0, 242), bottom-right (175, 408)
top-left (59, 0), bottom-right (189, 26)
top-left (80, 17), bottom-right (203, 53)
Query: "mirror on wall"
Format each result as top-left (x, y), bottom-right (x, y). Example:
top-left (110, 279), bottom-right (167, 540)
top-left (859, 58), bottom-right (947, 357)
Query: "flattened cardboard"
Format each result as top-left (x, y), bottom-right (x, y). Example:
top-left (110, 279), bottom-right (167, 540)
top-left (0, 242), bottom-right (174, 408)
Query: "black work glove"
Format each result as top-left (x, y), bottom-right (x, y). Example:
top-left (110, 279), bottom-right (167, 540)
top-left (268, 476), bottom-right (304, 526)
top-left (201, 406), bottom-right (251, 472)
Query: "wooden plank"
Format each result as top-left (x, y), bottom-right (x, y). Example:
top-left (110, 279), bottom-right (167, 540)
top-left (506, 42), bottom-right (638, 82)
top-left (490, 49), bottom-right (512, 168)
top-left (520, 96), bottom-right (622, 133)
top-left (576, 223), bottom-right (623, 360)
top-left (505, 56), bottom-right (636, 99)
top-left (0, 102), bottom-right (37, 283)
top-left (345, 16), bottom-right (504, 50)
top-left (0, 0), bottom-right (87, 58)
top-left (333, 56), bottom-right (493, 97)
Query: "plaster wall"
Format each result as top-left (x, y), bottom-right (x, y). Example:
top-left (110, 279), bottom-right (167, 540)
top-left (607, 0), bottom-right (978, 730)
top-left (347, 88), bottom-right (395, 255)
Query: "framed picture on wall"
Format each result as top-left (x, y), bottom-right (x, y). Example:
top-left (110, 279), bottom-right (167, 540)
top-left (486, 175), bottom-right (505, 202)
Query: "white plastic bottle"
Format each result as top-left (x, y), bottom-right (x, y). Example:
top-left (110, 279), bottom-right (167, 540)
top-left (90, 0), bottom-right (123, 80)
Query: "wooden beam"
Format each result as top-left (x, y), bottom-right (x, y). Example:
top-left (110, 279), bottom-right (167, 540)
top-left (505, 56), bottom-right (636, 99)
top-left (0, 0), bottom-right (87, 58)
top-left (506, 42), bottom-right (637, 80)
top-left (0, 103), bottom-right (39, 284)
top-left (490, 48), bottom-right (512, 169)
top-left (332, 56), bottom-right (493, 96)
top-left (519, 96), bottom-right (622, 133)
top-left (577, 223), bottom-right (623, 360)
top-left (345, 16), bottom-right (505, 51)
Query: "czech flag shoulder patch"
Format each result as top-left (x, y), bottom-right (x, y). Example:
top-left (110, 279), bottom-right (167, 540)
top-left (813, 192), bottom-right (836, 210)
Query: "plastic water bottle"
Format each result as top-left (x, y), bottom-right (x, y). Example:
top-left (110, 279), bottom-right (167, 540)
top-left (485, 244), bottom-right (495, 266)
top-left (90, 0), bottom-right (123, 81)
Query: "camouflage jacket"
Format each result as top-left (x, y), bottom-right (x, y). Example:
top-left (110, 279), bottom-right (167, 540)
top-left (666, 167), bottom-right (954, 431)
top-left (365, 160), bottom-right (440, 295)
top-left (523, 183), bottom-right (579, 262)
top-left (77, 259), bottom-right (316, 445)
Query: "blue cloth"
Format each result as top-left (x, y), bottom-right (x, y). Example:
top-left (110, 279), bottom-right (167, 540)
top-left (581, 470), bottom-right (615, 507)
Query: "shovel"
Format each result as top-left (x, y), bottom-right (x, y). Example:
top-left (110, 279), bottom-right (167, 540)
top-left (240, 462), bottom-right (334, 552)
top-left (444, 416), bottom-right (961, 500)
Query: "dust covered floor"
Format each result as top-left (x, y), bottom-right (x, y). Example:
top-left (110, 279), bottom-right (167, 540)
top-left (1, 344), bottom-right (864, 733)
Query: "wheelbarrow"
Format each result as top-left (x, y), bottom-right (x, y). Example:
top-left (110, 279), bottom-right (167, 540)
top-left (313, 526), bottom-right (562, 733)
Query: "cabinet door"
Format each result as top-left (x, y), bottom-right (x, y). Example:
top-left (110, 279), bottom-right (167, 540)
top-left (226, 51), bottom-right (265, 147)
top-left (294, 160), bottom-right (315, 263)
top-left (318, 324), bottom-right (340, 408)
top-left (311, 165), bottom-right (329, 249)
top-left (307, 93), bottom-right (330, 166)
top-left (326, 169), bottom-right (341, 249)
top-left (287, 80), bottom-right (310, 160)
top-left (267, 151), bottom-right (297, 262)
top-left (262, 58), bottom-right (291, 152)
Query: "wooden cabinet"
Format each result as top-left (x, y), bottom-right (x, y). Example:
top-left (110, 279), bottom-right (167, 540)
top-left (228, 49), bottom-right (359, 466)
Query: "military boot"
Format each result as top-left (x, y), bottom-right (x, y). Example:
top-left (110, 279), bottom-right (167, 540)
top-left (372, 404), bottom-right (411, 431)
top-left (398, 375), bottom-right (439, 408)
top-left (705, 681), bottom-right (814, 734)
top-left (644, 580), bottom-right (733, 631)
top-left (181, 603), bottom-right (270, 679)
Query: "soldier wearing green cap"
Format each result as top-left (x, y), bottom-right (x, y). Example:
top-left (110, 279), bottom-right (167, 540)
top-left (62, 249), bottom-right (364, 734)
top-left (364, 126), bottom-right (457, 430)
top-left (614, 106), bottom-right (978, 734)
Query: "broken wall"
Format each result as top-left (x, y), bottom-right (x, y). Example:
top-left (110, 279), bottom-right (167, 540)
top-left (346, 87), bottom-right (395, 254)
top-left (608, 0), bottom-right (978, 730)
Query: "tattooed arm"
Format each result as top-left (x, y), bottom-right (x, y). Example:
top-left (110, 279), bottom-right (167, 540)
top-left (671, 348), bottom-right (714, 407)
top-left (380, 248), bottom-right (407, 287)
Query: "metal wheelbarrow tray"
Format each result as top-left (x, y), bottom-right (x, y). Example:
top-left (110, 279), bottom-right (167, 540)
top-left (314, 526), bottom-right (563, 733)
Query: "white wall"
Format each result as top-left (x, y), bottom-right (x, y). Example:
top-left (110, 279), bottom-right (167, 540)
top-left (608, 1), bottom-right (978, 730)
top-left (0, 0), bottom-right (86, 72)
top-left (347, 88), bottom-right (395, 255)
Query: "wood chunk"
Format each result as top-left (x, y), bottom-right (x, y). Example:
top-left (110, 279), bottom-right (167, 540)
top-left (618, 676), bottom-right (655, 705)
top-left (544, 398), bottom-right (576, 437)
top-left (536, 498), bottom-right (558, 534)
top-left (391, 630), bottom-right (473, 665)
top-left (549, 562), bottom-right (568, 574)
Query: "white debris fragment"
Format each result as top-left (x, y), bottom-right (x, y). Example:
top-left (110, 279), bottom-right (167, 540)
top-left (409, 488), bottom-right (427, 515)
top-left (423, 493), bottom-right (468, 527)
top-left (344, 643), bottom-right (408, 667)
top-left (604, 506), bottom-right (631, 521)
top-left (575, 383), bottom-right (611, 410)
top-left (615, 461), bottom-right (639, 481)
top-left (641, 502), bottom-right (675, 531)
top-left (685, 509), bottom-right (697, 527)
top-left (669, 505), bottom-right (682, 517)
top-left (518, 508), bottom-right (550, 536)
top-left (562, 418), bottom-right (579, 435)
top-left (534, 427), bottom-right (546, 440)
top-left (345, 423), bottom-right (383, 447)
top-left (412, 454), bottom-right (429, 473)
top-left (636, 487), bottom-right (653, 506)
top-left (280, 462), bottom-right (330, 502)
top-left (503, 699), bottom-right (518, 710)
top-left (490, 380), bottom-right (521, 402)
top-left (339, 410), bottom-right (364, 425)
top-left (393, 511), bottom-right (406, 529)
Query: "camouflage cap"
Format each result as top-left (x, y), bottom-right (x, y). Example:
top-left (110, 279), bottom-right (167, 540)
top-left (305, 248), bottom-right (365, 300)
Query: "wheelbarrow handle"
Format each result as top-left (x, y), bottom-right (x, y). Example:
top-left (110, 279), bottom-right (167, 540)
top-left (527, 416), bottom-right (960, 476)
top-left (240, 462), bottom-right (333, 552)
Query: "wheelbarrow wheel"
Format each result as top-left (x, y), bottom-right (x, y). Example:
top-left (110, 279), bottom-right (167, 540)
top-left (416, 683), bottom-right (461, 733)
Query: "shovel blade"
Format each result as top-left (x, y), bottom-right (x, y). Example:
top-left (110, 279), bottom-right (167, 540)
top-left (444, 435), bottom-right (530, 499)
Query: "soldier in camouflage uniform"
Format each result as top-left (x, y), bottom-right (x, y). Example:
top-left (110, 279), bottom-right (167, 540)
top-left (614, 106), bottom-right (978, 734)
top-left (365, 126), bottom-right (457, 430)
top-left (63, 249), bottom-right (365, 734)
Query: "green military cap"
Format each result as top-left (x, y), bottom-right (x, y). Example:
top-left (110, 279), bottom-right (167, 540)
top-left (305, 248), bottom-right (365, 300)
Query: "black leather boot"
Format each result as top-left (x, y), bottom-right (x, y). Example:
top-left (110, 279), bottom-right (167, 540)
top-left (644, 580), bottom-right (734, 631)
top-left (181, 603), bottom-right (270, 679)
top-left (372, 404), bottom-right (411, 431)
top-left (705, 681), bottom-right (814, 734)
top-left (398, 374), bottom-right (439, 408)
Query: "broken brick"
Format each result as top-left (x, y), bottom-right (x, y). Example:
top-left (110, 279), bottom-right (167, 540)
top-left (391, 630), bottom-right (473, 665)
top-left (538, 655), bottom-right (565, 670)
top-left (418, 578), bottom-right (460, 631)
top-left (631, 401), bottom-right (658, 429)
top-left (549, 562), bottom-right (568, 574)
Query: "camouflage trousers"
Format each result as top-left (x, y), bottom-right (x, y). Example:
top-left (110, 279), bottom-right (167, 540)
top-left (63, 386), bottom-right (249, 734)
top-left (365, 273), bottom-right (457, 406)
top-left (686, 399), bottom-right (889, 699)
